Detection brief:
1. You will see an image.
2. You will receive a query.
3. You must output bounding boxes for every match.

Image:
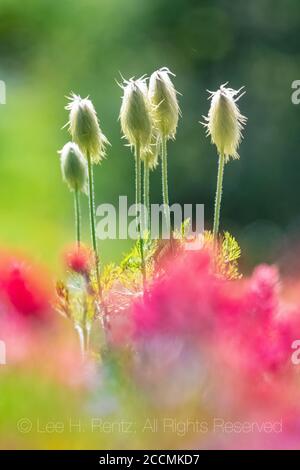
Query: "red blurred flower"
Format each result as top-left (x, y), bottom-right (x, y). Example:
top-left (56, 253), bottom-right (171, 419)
top-left (63, 244), bottom-right (93, 275)
top-left (0, 250), bottom-right (53, 322)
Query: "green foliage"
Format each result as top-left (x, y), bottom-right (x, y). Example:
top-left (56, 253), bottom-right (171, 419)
top-left (56, 274), bottom-right (98, 328)
top-left (220, 231), bottom-right (242, 280)
top-left (204, 230), bottom-right (242, 280)
top-left (101, 263), bottom-right (123, 291)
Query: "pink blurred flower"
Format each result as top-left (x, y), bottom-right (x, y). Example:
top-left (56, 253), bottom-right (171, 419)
top-left (132, 250), bottom-right (300, 413)
top-left (134, 250), bottom-right (246, 340)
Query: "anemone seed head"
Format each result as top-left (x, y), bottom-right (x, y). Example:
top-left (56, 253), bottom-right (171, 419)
top-left (141, 136), bottom-right (160, 171)
top-left (149, 67), bottom-right (180, 139)
top-left (59, 142), bottom-right (88, 192)
top-left (66, 94), bottom-right (109, 164)
top-left (119, 77), bottom-right (152, 151)
top-left (202, 84), bottom-right (247, 162)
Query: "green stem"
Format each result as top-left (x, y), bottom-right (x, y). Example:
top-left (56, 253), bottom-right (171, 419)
top-left (82, 304), bottom-right (90, 355)
top-left (74, 187), bottom-right (81, 247)
top-left (76, 324), bottom-right (89, 359)
top-left (143, 161), bottom-right (150, 232)
top-left (161, 135), bottom-right (171, 235)
top-left (213, 152), bottom-right (225, 242)
top-left (86, 151), bottom-right (102, 297)
top-left (86, 152), bottom-right (110, 348)
top-left (135, 141), bottom-right (146, 288)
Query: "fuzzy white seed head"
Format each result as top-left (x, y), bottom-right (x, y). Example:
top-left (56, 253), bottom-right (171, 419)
top-left (66, 94), bottom-right (109, 164)
top-left (141, 136), bottom-right (160, 170)
top-left (59, 142), bottom-right (88, 192)
top-left (202, 84), bottom-right (247, 162)
top-left (149, 67), bottom-right (180, 139)
top-left (119, 77), bottom-right (152, 150)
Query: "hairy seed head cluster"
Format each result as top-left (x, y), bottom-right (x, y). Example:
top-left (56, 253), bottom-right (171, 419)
top-left (141, 137), bottom-right (160, 170)
top-left (202, 84), bottom-right (247, 162)
top-left (120, 78), bottom-right (152, 150)
top-left (59, 142), bottom-right (87, 192)
top-left (66, 94), bottom-right (109, 164)
top-left (149, 68), bottom-right (180, 140)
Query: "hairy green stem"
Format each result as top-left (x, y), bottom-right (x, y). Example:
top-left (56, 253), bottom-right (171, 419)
top-left (135, 141), bottom-right (146, 288)
top-left (213, 152), bottom-right (225, 242)
top-left (86, 151), bottom-right (110, 347)
top-left (74, 187), bottom-right (81, 247)
top-left (143, 161), bottom-right (150, 232)
top-left (86, 151), bottom-right (102, 297)
top-left (161, 135), bottom-right (171, 235)
top-left (83, 303), bottom-right (90, 356)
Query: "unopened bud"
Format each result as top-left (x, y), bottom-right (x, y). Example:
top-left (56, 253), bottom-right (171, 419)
top-left (149, 67), bottom-right (180, 139)
top-left (66, 94), bottom-right (109, 164)
top-left (202, 84), bottom-right (247, 161)
top-left (59, 142), bottom-right (87, 192)
top-left (120, 78), bottom-right (152, 150)
top-left (142, 136), bottom-right (159, 170)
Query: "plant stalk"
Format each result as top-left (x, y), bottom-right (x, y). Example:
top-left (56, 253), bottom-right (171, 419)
top-left (86, 151), bottom-right (110, 346)
top-left (74, 186), bottom-right (81, 247)
top-left (86, 151), bottom-right (102, 297)
top-left (213, 152), bottom-right (225, 242)
top-left (161, 135), bottom-right (171, 235)
top-left (135, 141), bottom-right (146, 288)
top-left (76, 323), bottom-right (90, 360)
top-left (143, 161), bottom-right (150, 232)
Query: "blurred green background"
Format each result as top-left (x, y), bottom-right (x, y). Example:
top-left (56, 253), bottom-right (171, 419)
top-left (0, 0), bottom-right (300, 274)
